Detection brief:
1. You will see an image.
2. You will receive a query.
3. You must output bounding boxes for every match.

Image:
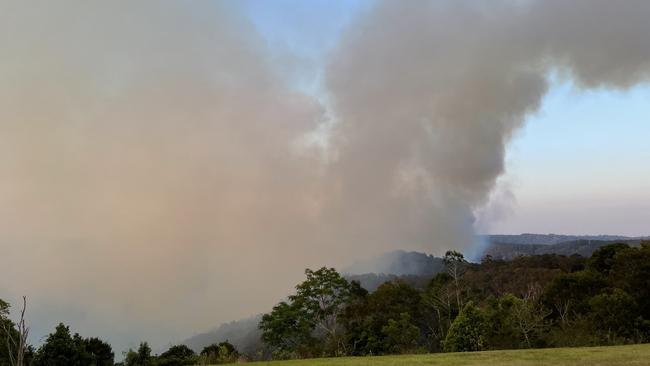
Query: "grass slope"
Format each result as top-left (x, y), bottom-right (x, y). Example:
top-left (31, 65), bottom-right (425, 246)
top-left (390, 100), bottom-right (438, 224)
top-left (247, 344), bottom-right (650, 366)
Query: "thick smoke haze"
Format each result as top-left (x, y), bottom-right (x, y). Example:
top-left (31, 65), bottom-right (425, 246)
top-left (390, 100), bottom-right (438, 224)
top-left (325, 0), bottom-right (650, 258)
top-left (1, 0), bottom-right (649, 354)
top-left (0, 0), bottom-right (328, 352)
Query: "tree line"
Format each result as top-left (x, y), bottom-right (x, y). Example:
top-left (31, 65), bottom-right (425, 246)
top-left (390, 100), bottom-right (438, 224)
top-left (0, 311), bottom-right (240, 366)
top-left (2, 241), bottom-right (649, 364)
top-left (259, 242), bottom-right (650, 359)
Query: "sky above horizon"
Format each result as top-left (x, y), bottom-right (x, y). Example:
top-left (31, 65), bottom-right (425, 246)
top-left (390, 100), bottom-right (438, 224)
top-left (245, 0), bottom-right (650, 236)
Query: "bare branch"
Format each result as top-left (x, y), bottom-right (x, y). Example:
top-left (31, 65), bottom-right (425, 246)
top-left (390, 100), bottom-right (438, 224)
top-left (2, 296), bottom-right (29, 366)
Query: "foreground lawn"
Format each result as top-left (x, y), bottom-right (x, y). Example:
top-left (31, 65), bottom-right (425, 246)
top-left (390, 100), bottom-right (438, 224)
top-left (247, 344), bottom-right (650, 366)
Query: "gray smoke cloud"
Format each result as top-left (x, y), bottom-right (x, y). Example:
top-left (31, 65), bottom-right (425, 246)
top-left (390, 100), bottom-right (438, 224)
top-left (324, 0), bottom-right (650, 257)
top-left (1, 0), bottom-right (649, 355)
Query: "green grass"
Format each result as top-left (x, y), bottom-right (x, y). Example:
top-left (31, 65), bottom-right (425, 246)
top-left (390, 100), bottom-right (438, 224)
top-left (245, 344), bottom-right (650, 366)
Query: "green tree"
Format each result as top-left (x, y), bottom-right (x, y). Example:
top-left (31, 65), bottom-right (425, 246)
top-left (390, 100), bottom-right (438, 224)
top-left (0, 299), bottom-right (19, 366)
top-left (259, 301), bottom-right (316, 358)
top-left (34, 323), bottom-right (92, 366)
top-left (608, 243), bottom-right (650, 320)
top-left (124, 342), bottom-right (153, 366)
top-left (123, 350), bottom-right (138, 366)
top-left (588, 288), bottom-right (638, 339)
top-left (83, 337), bottom-right (114, 366)
top-left (483, 295), bottom-right (520, 350)
top-left (421, 273), bottom-right (455, 352)
top-left (0, 300), bottom-right (8, 318)
top-left (444, 302), bottom-right (487, 352)
top-left (339, 281), bottom-right (371, 356)
top-left (156, 344), bottom-right (195, 366)
top-left (260, 267), bottom-right (352, 357)
top-left (587, 243), bottom-right (630, 276)
top-left (351, 281), bottom-right (423, 355)
top-left (137, 343), bottom-right (152, 364)
top-left (292, 267), bottom-right (352, 355)
top-left (541, 270), bottom-right (606, 319)
top-left (510, 291), bottom-right (550, 348)
top-left (381, 313), bottom-right (419, 354)
top-left (199, 341), bottom-right (239, 364)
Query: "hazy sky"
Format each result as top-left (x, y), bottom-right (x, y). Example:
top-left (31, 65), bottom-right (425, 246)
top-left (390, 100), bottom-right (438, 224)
top-left (495, 80), bottom-right (650, 236)
top-left (1, 0), bottom-right (649, 358)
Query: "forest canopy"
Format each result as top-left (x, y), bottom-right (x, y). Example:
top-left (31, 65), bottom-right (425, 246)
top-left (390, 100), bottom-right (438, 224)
top-left (2, 242), bottom-right (649, 364)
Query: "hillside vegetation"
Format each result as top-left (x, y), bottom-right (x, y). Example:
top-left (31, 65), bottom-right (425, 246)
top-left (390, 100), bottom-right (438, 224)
top-left (183, 237), bottom-right (650, 356)
top-left (258, 243), bottom-right (650, 360)
top-left (3, 243), bottom-right (648, 365)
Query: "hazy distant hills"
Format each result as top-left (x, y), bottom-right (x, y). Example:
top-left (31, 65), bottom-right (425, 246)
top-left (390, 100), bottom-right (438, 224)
top-left (182, 233), bottom-right (649, 357)
top-left (483, 234), bottom-right (649, 260)
top-left (483, 233), bottom-right (646, 245)
top-left (342, 234), bottom-right (650, 290)
top-left (341, 250), bottom-right (442, 291)
top-left (183, 314), bottom-right (264, 356)
top-left (343, 250), bottom-right (445, 276)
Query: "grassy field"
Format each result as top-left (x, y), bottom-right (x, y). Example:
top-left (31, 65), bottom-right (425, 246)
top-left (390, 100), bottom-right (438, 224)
top-left (246, 344), bottom-right (650, 366)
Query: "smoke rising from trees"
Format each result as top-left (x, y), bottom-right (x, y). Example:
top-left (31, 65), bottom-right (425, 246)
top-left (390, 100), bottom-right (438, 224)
top-left (1, 0), bottom-right (649, 353)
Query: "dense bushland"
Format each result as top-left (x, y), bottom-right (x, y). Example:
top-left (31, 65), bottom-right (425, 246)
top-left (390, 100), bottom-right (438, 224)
top-left (2, 242), bottom-right (648, 365)
top-left (259, 242), bottom-right (650, 359)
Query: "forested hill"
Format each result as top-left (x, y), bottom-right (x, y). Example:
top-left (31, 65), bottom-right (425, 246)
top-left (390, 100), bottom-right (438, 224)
top-left (483, 233), bottom-right (649, 245)
top-left (182, 315), bottom-right (264, 358)
top-left (179, 235), bottom-right (649, 359)
top-left (342, 250), bottom-right (445, 276)
top-left (257, 243), bottom-right (650, 360)
top-left (483, 234), bottom-right (649, 260)
top-left (341, 235), bottom-right (649, 290)
top-left (343, 236), bottom-right (650, 277)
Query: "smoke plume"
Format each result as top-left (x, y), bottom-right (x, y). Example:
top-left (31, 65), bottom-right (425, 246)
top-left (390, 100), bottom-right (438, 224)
top-left (1, 0), bottom-right (649, 353)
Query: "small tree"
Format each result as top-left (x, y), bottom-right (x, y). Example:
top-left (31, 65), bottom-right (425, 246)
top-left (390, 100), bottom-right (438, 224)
top-left (84, 337), bottom-right (114, 366)
top-left (381, 313), bottom-right (419, 354)
top-left (443, 251), bottom-right (467, 310)
top-left (588, 288), bottom-right (637, 339)
top-left (199, 341), bottom-right (239, 364)
top-left (511, 286), bottom-right (550, 348)
top-left (260, 267), bottom-right (352, 357)
top-left (421, 273), bottom-right (455, 351)
top-left (123, 350), bottom-right (139, 366)
top-left (259, 301), bottom-right (315, 358)
top-left (482, 295), bottom-right (520, 350)
top-left (586, 243), bottom-right (630, 276)
top-left (443, 301), bottom-right (487, 352)
top-left (157, 344), bottom-right (196, 366)
top-left (124, 342), bottom-right (153, 366)
top-left (34, 323), bottom-right (93, 366)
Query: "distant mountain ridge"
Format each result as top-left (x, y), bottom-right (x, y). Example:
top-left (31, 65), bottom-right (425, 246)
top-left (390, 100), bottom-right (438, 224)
top-left (340, 250), bottom-right (443, 291)
top-left (342, 250), bottom-right (444, 276)
top-left (482, 233), bottom-right (649, 260)
top-left (483, 233), bottom-right (648, 245)
top-left (183, 314), bottom-right (264, 357)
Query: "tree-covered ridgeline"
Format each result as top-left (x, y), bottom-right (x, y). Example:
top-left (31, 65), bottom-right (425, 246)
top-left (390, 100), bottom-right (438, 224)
top-left (2, 242), bottom-right (648, 364)
top-left (259, 242), bottom-right (650, 359)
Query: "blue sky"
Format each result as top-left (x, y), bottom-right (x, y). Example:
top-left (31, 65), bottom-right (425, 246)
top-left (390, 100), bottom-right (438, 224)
top-left (242, 0), bottom-right (371, 96)
top-left (244, 0), bottom-right (650, 236)
top-left (501, 79), bottom-right (650, 235)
